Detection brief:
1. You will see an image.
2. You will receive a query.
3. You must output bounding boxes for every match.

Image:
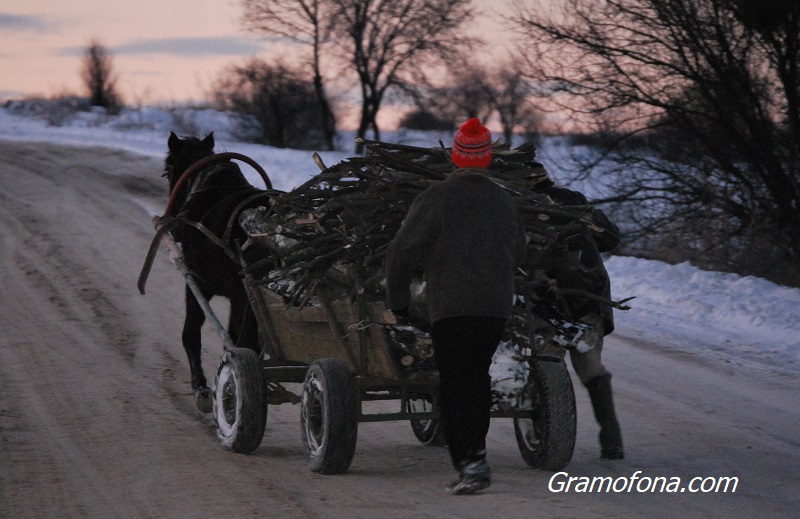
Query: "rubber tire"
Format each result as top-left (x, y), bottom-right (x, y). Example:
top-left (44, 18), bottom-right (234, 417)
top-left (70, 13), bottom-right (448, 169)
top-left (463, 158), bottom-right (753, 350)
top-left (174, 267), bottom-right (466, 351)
top-left (213, 347), bottom-right (267, 454)
top-left (514, 359), bottom-right (576, 471)
top-left (301, 358), bottom-right (358, 474)
top-left (407, 396), bottom-right (447, 446)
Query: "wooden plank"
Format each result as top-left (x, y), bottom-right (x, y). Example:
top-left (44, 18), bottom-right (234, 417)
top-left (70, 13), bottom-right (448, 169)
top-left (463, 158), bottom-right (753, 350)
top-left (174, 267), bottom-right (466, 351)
top-left (256, 286), bottom-right (400, 379)
top-left (242, 273), bottom-right (285, 359)
top-left (318, 290), bottom-right (361, 372)
top-left (264, 297), bottom-right (390, 325)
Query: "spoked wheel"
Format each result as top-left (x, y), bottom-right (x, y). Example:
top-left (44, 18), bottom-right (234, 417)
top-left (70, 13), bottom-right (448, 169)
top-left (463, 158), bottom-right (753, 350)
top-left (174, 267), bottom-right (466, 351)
top-left (407, 395), bottom-right (446, 446)
top-left (514, 359), bottom-right (576, 471)
top-left (213, 347), bottom-right (267, 454)
top-left (301, 358), bottom-right (358, 474)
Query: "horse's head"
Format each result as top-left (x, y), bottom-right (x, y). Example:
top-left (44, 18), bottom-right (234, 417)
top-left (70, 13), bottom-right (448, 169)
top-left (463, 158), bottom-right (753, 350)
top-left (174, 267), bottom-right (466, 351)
top-left (163, 131), bottom-right (215, 205)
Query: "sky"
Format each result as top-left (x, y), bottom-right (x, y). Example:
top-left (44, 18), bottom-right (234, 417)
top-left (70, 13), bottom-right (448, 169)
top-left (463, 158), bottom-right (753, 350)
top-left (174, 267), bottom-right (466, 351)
top-left (0, 0), bottom-right (517, 127)
top-left (0, 0), bottom-right (289, 104)
top-left (1, 102), bottom-right (798, 378)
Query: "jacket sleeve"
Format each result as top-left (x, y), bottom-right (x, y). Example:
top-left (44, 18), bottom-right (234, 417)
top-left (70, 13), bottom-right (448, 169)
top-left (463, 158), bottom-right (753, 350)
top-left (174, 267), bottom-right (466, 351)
top-left (385, 191), bottom-right (439, 312)
top-left (590, 208), bottom-right (620, 252)
top-left (543, 185), bottom-right (620, 253)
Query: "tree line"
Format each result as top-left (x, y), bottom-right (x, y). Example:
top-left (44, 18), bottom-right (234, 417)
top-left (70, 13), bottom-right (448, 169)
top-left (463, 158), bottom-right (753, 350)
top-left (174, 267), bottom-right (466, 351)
top-left (80, 0), bottom-right (800, 286)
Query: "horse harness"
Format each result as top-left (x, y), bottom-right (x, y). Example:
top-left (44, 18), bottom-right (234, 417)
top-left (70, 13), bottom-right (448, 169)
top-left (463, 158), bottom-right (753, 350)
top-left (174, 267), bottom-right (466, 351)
top-left (138, 154), bottom-right (275, 294)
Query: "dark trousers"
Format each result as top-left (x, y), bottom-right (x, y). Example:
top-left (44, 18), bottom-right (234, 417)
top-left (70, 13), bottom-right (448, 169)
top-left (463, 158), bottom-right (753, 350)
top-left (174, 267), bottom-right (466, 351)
top-left (432, 316), bottom-right (506, 471)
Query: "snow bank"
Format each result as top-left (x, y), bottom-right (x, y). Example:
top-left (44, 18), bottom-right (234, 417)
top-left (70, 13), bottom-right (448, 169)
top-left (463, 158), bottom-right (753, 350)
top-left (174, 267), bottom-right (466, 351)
top-left (607, 256), bottom-right (800, 373)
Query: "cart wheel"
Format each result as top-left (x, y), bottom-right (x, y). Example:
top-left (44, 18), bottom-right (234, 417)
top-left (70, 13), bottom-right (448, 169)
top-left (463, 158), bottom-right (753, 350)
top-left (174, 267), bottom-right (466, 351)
top-left (407, 396), bottom-right (447, 446)
top-left (213, 347), bottom-right (267, 454)
top-left (301, 358), bottom-right (358, 474)
top-left (514, 359), bottom-right (576, 471)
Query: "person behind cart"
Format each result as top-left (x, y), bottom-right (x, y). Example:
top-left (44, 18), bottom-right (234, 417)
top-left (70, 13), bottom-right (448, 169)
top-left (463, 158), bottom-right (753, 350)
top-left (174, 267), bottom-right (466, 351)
top-left (385, 117), bottom-right (527, 495)
top-left (537, 182), bottom-right (625, 460)
top-left (508, 156), bottom-right (625, 460)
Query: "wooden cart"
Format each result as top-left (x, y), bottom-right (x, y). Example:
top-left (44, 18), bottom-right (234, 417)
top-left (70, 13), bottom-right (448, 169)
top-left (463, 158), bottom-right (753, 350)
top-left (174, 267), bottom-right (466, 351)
top-left (202, 244), bottom-right (579, 474)
top-left (140, 145), bottom-right (583, 475)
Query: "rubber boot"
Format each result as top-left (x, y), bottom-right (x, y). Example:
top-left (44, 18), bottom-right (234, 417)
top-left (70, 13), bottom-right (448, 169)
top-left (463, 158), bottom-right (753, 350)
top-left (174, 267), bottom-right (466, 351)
top-left (586, 373), bottom-right (624, 459)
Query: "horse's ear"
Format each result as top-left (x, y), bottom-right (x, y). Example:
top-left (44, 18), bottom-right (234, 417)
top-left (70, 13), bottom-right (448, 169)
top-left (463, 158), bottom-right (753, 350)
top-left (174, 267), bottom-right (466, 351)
top-left (203, 132), bottom-right (215, 150)
top-left (168, 131), bottom-right (181, 152)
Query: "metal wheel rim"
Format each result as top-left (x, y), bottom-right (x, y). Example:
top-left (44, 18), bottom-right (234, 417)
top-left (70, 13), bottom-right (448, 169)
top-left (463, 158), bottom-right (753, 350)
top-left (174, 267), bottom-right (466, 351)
top-left (302, 373), bottom-right (325, 455)
top-left (215, 366), bottom-right (238, 435)
top-left (408, 397), bottom-right (435, 433)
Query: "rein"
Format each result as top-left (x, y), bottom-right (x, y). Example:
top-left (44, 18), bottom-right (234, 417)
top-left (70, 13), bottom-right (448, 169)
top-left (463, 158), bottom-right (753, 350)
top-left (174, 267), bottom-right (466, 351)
top-left (163, 152), bottom-right (273, 218)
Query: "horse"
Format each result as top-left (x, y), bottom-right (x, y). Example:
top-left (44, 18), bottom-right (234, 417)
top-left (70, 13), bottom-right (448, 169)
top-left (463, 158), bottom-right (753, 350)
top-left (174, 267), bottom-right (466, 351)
top-left (162, 131), bottom-right (272, 412)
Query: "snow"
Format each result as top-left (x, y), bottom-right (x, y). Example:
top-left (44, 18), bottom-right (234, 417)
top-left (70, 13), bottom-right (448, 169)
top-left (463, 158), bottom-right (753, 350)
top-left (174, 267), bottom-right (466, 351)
top-left (1, 104), bottom-right (798, 376)
top-left (606, 256), bottom-right (800, 374)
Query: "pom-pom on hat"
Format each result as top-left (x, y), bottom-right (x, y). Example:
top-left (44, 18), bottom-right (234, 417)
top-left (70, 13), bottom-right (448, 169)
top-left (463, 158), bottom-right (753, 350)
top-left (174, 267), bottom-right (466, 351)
top-left (452, 117), bottom-right (492, 168)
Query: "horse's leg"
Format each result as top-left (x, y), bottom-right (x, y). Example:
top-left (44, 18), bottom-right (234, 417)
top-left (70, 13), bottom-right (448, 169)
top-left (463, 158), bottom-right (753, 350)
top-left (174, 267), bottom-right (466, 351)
top-left (183, 283), bottom-right (213, 412)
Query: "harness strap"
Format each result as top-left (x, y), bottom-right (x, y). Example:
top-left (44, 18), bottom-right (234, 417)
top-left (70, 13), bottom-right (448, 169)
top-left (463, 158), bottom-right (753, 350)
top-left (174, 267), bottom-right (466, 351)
top-left (223, 192), bottom-right (275, 245)
top-left (138, 216), bottom-right (182, 294)
top-left (182, 189), bottom-right (275, 265)
top-left (181, 218), bottom-right (238, 262)
top-left (164, 152), bottom-right (273, 218)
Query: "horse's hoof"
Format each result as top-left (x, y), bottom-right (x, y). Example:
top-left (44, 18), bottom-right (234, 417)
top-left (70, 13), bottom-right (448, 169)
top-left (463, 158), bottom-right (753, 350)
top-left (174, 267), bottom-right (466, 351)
top-left (195, 387), bottom-right (213, 413)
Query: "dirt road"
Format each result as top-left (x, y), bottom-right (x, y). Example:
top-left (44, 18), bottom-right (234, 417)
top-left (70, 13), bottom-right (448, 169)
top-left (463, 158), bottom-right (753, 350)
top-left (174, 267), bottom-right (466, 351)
top-left (0, 141), bottom-right (797, 518)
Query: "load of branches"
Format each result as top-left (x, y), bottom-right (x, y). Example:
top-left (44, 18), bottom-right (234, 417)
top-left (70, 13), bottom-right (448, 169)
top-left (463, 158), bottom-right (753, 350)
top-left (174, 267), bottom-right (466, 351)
top-left (239, 138), bottom-right (630, 358)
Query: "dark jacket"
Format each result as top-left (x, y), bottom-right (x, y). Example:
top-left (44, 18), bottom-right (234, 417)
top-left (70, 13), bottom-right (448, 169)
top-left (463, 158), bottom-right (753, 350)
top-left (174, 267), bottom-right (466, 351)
top-left (540, 185), bottom-right (620, 334)
top-left (386, 169), bottom-right (528, 324)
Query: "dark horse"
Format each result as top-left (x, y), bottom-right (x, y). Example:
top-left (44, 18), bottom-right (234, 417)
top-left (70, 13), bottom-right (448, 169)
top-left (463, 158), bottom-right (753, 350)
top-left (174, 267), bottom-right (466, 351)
top-left (163, 131), bottom-right (271, 412)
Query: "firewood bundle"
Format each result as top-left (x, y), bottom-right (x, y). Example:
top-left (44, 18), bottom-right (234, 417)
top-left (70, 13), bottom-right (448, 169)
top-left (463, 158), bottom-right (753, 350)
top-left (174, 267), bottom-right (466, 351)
top-left (239, 138), bottom-right (629, 333)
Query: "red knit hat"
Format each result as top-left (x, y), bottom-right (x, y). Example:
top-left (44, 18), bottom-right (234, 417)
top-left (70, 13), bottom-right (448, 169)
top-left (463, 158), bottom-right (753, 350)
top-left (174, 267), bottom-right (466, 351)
top-left (452, 117), bottom-right (492, 168)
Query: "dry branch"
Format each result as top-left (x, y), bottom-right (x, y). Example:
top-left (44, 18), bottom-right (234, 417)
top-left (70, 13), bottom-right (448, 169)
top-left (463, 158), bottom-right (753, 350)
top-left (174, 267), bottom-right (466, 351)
top-left (239, 138), bottom-right (629, 334)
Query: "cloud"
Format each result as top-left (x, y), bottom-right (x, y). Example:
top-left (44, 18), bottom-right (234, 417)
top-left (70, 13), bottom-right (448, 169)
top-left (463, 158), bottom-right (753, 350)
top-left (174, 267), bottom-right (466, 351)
top-left (114, 36), bottom-right (268, 57)
top-left (54, 35), bottom-right (274, 58)
top-left (0, 13), bottom-right (55, 31)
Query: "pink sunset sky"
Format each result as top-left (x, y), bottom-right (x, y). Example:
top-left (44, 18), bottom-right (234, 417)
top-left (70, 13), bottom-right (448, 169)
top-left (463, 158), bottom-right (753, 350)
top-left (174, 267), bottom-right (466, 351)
top-left (1, 0), bottom-right (275, 103)
top-left (0, 0), bottom-right (523, 127)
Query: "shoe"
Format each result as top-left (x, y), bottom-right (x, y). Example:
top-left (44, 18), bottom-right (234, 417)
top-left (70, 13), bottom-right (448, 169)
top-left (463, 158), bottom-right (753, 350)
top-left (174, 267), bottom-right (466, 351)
top-left (445, 460), bottom-right (491, 495)
top-left (446, 474), bottom-right (491, 495)
top-left (601, 446), bottom-right (625, 460)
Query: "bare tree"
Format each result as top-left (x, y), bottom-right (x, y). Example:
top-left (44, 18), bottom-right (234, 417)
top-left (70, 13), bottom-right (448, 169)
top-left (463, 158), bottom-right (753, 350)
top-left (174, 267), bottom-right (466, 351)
top-left (510, 0), bottom-right (800, 284)
top-left (213, 58), bottom-right (329, 149)
top-left (241, 0), bottom-right (338, 150)
top-left (485, 62), bottom-right (542, 144)
top-left (81, 40), bottom-right (122, 112)
top-left (426, 62), bottom-right (495, 126)
top-left (415, 58), bottom-right (542, 144)
top-left (398, 109), bottom-right (455, 131)
top-left (329, 0), bottom-right (477, 151)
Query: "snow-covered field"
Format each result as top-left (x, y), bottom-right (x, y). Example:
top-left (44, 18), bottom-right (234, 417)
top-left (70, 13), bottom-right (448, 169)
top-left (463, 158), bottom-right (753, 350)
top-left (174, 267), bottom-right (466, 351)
top-left (1, 104), bottom-right (797, 376)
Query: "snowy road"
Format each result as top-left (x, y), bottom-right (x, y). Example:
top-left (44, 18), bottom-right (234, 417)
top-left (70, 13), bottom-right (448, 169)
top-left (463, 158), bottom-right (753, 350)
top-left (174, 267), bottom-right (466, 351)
top-left (0, 141), bottom-right (796, 518)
